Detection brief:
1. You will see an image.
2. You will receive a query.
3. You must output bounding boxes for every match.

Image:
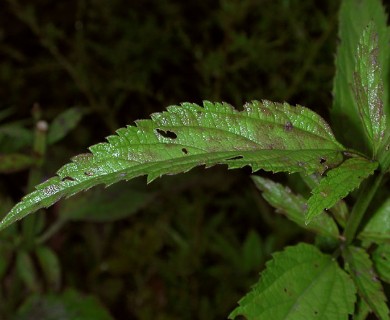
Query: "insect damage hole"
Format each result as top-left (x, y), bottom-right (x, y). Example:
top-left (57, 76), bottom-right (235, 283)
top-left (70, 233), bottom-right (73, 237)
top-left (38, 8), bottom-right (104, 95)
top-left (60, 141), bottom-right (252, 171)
top-left (181, 148), bottom-right (188, 154)
top-left (156, 128), bottom-right (177, 139)
top-left (226, 155), bottom-right (243, 160)
top-left (61, 176), bottom-right (75, 182)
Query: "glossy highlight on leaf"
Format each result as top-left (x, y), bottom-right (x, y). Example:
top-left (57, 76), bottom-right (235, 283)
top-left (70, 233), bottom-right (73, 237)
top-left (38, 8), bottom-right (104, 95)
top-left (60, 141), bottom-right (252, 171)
top-left (0, 101), bottom-right (344, 231)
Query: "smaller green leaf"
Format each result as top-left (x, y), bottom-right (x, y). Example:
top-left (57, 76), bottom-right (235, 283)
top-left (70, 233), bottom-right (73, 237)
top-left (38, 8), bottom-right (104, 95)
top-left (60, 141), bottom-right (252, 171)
top-left (359, 198), bottom-right (390, 242)
top-left (229, 243), bottom-right (356, 320)
top-left (306, 157), bottom-right (377, 223)
top-left (47, 107), bottom-right (85, 144)
top-left (35, 246), bottom-right (61, 290)
top-left (343, 246), bottom-right (389, 320)
top-left (372, 244), bottom-right (390, 284)
top-left (0, 153), bottom-right (36, 173)
top-left (252, 176), bottom-right (339, 238)
top-left (353, 22), bottom-right (386, 155)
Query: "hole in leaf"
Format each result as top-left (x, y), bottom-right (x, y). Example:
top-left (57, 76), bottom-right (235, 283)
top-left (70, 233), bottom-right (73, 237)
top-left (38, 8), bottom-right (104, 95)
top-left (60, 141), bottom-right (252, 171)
top-left (182, 148), bottom-right (188, 154)
top-left (226, 155), bottom-right (243, 160)
top-left (156, 128), bottom-right (177, 139)
top-left (319, 157), bottom-right (326, 164)
top-left (61, 176), bottom-right (75, 182)
top-left (284, 121), bottom-right (293, 131)
top-left (84, 171), bottom-right (94, 176)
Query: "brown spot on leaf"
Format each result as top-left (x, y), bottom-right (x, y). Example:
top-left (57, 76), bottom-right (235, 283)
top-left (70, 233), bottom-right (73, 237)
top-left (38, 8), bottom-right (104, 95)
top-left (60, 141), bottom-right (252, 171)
top-left (284, 121), bottom-right (293, 131)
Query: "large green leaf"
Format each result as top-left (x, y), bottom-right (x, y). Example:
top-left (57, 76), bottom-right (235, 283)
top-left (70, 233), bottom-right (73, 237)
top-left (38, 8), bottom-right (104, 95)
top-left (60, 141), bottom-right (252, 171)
top-left (252, 176), bottom-right (339, 238)
top-left (353, 22), bottom-right (387, 155)
top-left (343, 246), bottom-right (389, 320)
top-left (306, 157), bottom-right (377, 223)
top-left (229, 243), bottom-right (356, 320)
top-left (0, 101), bottom-right (344, 230)
top-left (331, 0), bottom-right (390, 151)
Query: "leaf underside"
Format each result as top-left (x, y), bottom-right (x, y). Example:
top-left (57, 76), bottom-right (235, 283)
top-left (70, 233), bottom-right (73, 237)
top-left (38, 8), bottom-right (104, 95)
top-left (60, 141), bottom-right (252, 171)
top-left (251, 176), bottom-right (339, 238)
top-left (0, 101), bottom-right (344, 230)
top-left (229, 243), bottom-right (356, 320)
top-left (306, 157), bottom-right (377, 223)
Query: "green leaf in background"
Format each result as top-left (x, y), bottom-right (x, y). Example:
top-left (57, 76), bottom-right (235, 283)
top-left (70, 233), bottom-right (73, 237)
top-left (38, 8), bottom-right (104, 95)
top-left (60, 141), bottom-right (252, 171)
top-left (331, 0), bottom-right (390, 151)
top-left (35, 246), bottom-right (61, 291)
top-left (353, 22), bottom-right (386, 155)
top-left (306, 157), bottom-right (377, 223)
top-left (14, 288), bottom-right (114, 320)
top-left (251, 176), bottom-right (339, 238)
top-left (0, 153), bottom-right (36, 173)
top-left (372, 244), bottom-right (390, 284)
top-left (359, 197), bottom-right (390, 242)
top-left (343, 246), bottom-right (389, 320)
top-left (0, 100), bottom-right (344, 231)
top-left (229, 243), bottom-right (356, 320)
top-left (58, 180), bottom-right (154, 222)
top-left (241, 230), bottom-right (264, 273)
top-left (47, 107), bottom-right (85, 145)
top-left (16, 251), bottom-right (40, 293)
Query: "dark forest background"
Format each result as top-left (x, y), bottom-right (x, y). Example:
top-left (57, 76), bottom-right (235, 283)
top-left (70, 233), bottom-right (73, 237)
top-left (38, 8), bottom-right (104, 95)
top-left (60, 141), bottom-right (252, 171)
top-left (0, 1), bottom-right (346, 319)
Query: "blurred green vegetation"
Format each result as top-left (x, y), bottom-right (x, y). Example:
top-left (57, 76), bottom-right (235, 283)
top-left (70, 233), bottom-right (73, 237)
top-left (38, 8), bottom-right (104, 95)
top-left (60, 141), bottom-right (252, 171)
top-left (0, 0), bottom-right (343, 319)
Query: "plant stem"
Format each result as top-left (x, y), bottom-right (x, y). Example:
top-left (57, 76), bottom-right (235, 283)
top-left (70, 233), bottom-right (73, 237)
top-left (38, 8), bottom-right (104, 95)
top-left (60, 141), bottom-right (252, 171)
top-left (37, 218), bottom-right (67, 244)
top-left (343, 173), bottom-right (384, 245)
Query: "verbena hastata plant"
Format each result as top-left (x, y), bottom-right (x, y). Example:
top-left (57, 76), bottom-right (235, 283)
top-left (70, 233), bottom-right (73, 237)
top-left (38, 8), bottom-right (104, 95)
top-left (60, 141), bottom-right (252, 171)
top-left (2, 0), bottom-right (390, 319)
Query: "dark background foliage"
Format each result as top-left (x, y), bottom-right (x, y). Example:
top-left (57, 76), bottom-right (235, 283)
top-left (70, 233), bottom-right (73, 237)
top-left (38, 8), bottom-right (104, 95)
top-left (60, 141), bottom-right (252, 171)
top-left (0, 0), bottom-right (341, 319)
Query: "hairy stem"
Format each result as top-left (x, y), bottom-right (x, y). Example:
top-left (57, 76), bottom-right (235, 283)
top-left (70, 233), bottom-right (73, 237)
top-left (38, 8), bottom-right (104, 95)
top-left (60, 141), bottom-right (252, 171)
top-left (343, 173), bottom-right (384, 245)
